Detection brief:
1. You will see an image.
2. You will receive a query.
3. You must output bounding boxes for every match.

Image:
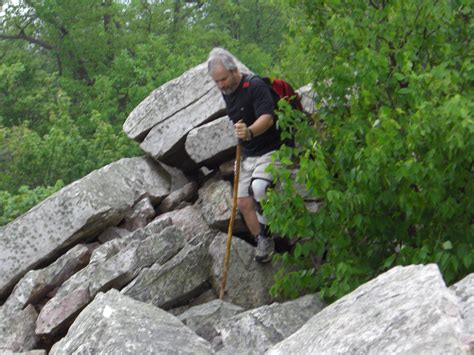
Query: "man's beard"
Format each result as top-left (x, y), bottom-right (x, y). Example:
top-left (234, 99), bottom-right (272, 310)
top-left (220, 78), bottom-right (239, 95)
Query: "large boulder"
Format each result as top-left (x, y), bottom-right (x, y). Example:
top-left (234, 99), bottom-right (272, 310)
top-left (36, 224), bottom-right (184, 336)
top-left (267, 264), bottom-right (472, 354)
top-left (0, 157), bottom-right (170, 299)
top-left (123, 61), bottom-right (249, 171)
top-left (185, 116), bottom-right (237, 167)
top-left (216, 294), bottom-right (325, 354)
top-left (49, 289), bottom-right (214, 354)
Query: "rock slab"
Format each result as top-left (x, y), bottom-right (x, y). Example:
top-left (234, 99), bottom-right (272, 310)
top-left (267, 264), bottom-right (472, 355)
top-left (0, 157), bottom-right (170, 299)
top-left (49, 289), bottom-right (213, 354)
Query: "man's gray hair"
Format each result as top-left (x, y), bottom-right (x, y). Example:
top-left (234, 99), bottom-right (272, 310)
top-left (208, 47), bottom-right (238, 73)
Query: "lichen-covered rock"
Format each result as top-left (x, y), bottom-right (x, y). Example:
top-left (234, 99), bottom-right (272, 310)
top-left (124, 61), bottom-right (249, 171)
top-left (3, 244), bottom-right (94, 312)
top-left (267, 264), bottom-right (471, 355)
top-left (122, 241), bottom-right (211, 310)
top-left (123, 62), bottom-right (220, 141)
top-left (49, 289), bottom-right (213, 355)
top-left (185, 116), bottom-right (237, 167)
top-left (0, 157), bottom-right (170, 299)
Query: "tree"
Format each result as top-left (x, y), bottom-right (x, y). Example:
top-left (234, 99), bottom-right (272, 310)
top-left (266, 0), bottom-right (473, 300)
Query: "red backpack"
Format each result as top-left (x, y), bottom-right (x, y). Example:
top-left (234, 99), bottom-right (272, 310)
top-left (244, 74), bottom-right (304, 111)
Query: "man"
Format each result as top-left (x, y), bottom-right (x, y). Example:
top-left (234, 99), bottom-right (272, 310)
top-left (207, 47), bottom-right (285, 263)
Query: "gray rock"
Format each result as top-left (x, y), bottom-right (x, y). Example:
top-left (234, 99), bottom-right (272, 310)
top-left (90, 218), bottom-right (172, 265)
top-left (123, 62), bottom-right (220, 141)
top-left (267, 264), bottom-right (471, 355)
top-left (154, 205), bottom-right (213, 242)
top-left (185, 116), bottom-right (237, 167)
top-left (158, 181), bottom-right (198, 213)
top-left (450, 273), bottom-right (474, 341)
top-left (127, 61), bottom-right (249, 171)
top-left (196, 176), bottom-right (249, 234)
top-left (36, 225), bottom-right (184, 336)
top-left (49, 289), bottom-right (213, 355)
top-left (209, 233), bottom-right (278, 309)
top-left (158, 161), bottom-right (190, 191)
top-left (3, 244), bottom-right (93, 312)
top-left (0, 305), bottom-right (38, 352)
top-left (120, 196), bottom-right (156, 231)
top-left (216, 294), bottom-right (325, 354)
top-left (122, 241), bottom-right (211, 310)
top-left (139, 86), bottom-right (226, 169)
top-left (199, 179), bottom-right (232, 231)
top-left (178, 299), bottom-right (244, 344)
top-left (0, 157), bottom-right (170, 299)
top-left (169, 288), bottom-right (219, 316)
top-left (97, 226), bottom-right (129, 244)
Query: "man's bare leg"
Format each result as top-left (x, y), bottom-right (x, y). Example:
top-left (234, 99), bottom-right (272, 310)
top-left (237, 196), bottom-right (260, 236)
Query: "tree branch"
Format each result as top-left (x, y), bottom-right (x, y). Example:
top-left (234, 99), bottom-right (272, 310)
top-left (0, 32), bottom-right (57, 51)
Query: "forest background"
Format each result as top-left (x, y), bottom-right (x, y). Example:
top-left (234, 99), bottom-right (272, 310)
top-left (0, 0), bottom-right (472, 301)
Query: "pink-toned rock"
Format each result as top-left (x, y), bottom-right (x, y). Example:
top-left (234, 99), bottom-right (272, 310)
top-left (36, 288), bottom-right (89, 335)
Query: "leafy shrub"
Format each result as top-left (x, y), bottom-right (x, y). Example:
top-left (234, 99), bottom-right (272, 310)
top-left (266, 1), bottom-right (473, 301)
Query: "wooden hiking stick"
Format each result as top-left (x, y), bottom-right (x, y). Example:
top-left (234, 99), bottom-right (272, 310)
top-left (220, 143), bottom-right (241, 299)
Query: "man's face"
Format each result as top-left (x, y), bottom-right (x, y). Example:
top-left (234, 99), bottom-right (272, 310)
top-left (211, 64), bottom-right (240, 95)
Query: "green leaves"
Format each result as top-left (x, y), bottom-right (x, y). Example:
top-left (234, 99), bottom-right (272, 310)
top-left (266, 0), bottom-right (474, 302)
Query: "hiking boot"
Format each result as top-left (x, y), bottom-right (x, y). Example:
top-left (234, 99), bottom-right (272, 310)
top-left (255, 234), bottom-right (275, 263)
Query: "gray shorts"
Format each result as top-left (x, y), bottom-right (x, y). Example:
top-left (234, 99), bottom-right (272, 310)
top-left (237, 151), bottom-right (278, 198)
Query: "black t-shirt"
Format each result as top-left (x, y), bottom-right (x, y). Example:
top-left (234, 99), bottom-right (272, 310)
top-left (223, 74), bottom-right (283, 157)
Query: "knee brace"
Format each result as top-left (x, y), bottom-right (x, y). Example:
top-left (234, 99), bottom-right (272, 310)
top-left (249, 177), bottom-right (272, 226)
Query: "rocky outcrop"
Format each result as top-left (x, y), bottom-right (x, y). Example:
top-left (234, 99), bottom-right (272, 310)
top-left (0, 157), bottom-right (170, 299)
top-left (36, 223), bottom-right (183, 336)
top-left (267, 264), bottom-right (473, 354)
top-left (1, 59), bottom-right (472, 355)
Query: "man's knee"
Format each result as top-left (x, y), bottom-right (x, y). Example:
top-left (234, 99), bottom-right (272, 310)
top-left (237, 196), bottom-right (255, 214)
top-left (250, 178), bottom-right (272, 203)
